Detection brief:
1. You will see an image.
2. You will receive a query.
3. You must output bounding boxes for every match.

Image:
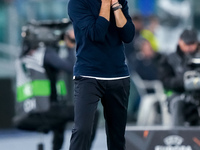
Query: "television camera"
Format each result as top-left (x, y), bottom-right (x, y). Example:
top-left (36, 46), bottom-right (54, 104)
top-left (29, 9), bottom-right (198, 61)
top-left (21, 18), bottom-right (71, 57)
top-left (184, 57), bottom-right (200, 96)
top-left (181, 56), bottom-right (200, 125)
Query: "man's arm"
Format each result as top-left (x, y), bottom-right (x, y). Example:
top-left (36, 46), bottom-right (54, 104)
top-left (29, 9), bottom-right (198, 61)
top-left (99, 0), bottom-right (111, 21)
top-left (111, 0), bottom-right (135, 43)
top-left (44, 48), bottom-right (74, 74)
top-left (111, 0), bottom-right (127, 27)
top-left (68, 0), bottom-right (110, 42)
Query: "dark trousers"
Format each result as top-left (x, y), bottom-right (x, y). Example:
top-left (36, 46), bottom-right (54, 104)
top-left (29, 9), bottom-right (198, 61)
top-left (52, 105), bottom-right (99, 150)
top-left (69, 77), bottom-right (130, 150)
top-left (53, 123), bottom-right (65, 150)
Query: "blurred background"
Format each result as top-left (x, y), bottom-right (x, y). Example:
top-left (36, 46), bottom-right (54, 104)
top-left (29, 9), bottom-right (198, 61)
top-left (0, 0), bottom-right (200, 149)
top-left (1, 0), bottom-right (200, 77)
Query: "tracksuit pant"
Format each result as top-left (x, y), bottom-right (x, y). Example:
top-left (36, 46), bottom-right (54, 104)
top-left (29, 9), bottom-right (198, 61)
top-left (69, 76), bottom-right (130, 150)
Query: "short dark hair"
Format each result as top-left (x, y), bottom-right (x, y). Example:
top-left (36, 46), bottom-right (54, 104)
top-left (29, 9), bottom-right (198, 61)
top-left (180, 28), bottom-right (198, 45)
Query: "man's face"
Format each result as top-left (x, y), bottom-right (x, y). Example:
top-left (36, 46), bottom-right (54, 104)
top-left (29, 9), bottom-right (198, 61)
top-left (178, 39), bottom-right (198, 54)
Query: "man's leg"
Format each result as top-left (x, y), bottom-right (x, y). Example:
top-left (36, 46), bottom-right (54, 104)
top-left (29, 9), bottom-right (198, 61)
top-left (69, 77), bottom-right (104, 150)
top-left (89, 110), bottom-right (100, 149)
top-left (52, 123), bottom-right (65, 150)
top-left (101, 78), bottom-right (130, 150)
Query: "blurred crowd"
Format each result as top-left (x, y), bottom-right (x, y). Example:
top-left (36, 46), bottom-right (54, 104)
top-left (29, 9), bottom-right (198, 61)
top-left (14, 12), bottom-right (200, 130)
top-left (124, 13), bottom-right (200, 127)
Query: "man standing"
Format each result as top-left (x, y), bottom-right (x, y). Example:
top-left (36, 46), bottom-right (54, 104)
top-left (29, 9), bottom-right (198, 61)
top-left (158, 28), bottom-right (199, 126)
top-left (68, 0), bottom-right (135, 149)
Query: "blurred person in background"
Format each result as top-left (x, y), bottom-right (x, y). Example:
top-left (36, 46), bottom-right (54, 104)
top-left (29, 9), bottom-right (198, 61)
top-left (68, 0), bottom-right (135, 149)
top-left (47, 27), bottom-right (76, 150)
top-left (124, 14), bottom-right (144, 73)
top-left (127, 37), bottom-right (160, 123)
top-left (124, 14), bottom-right (161, 123)
top-left (20, 27), bottom-right (76, 150)
top-left (58, 26), bottom-right (77, 103)
top-left (19, 25), bottom-right (99, 150)
top-left (158, 28), bottom-right (199, 126)
top-left (124, 14), bottom-right (144, 122)
top-left (131, 38), bottom-right (159, 81)
top-left (43, 30), bottom-right (76, 107)
top-left (141, 15), bottom-right (160, 52)
top-left (125, 14), bottom-right (160, 74)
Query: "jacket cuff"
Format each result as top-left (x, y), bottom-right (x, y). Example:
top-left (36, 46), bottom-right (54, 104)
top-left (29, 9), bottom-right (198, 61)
top-left (118, 21), bottom-right (135, 43)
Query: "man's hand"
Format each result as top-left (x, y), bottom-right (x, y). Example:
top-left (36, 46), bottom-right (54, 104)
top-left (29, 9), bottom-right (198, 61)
top-left (99, 0), bottom-right (111, 21)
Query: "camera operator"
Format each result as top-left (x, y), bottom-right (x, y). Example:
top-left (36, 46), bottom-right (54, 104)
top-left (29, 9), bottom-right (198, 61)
top-left (44, 28), bottom-right (76, 105)
top-left (20, 25), bottom-right (99, 150)
top-left (21, 30), bottom-right (75, 150)
top-left (158, 28), bottom-right (199, 126)
top-left (44, 28), bottom-right (76, 150)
